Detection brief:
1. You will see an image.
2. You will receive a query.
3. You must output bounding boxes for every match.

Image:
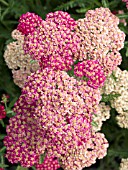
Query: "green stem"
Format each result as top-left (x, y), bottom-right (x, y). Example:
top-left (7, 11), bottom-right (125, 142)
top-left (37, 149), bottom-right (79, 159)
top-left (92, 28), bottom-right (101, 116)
top-left (16, 166), bottom-right (21, 170)
top-left (4, 102), bottom-right (7, 110)
top-left (0, 146), bottom-right (6, 153)
top-left (32, 166), bottom-right (36, 170)
top-left (1, 155), bottom-right (4, 164)
top-left (0, 120), bottom-right (4, 127)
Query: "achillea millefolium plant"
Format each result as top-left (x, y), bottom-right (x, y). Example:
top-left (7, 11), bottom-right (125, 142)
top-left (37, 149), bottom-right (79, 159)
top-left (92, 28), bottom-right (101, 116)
top-left (0, 0), bottom-right (128, 170)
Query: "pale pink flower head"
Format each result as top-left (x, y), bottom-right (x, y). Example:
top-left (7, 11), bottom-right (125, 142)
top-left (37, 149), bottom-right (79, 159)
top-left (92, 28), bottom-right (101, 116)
top-left (74, 7), bottom-right (125, 75)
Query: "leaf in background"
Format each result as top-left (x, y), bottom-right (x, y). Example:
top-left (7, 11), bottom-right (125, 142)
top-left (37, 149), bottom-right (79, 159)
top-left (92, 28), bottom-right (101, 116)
top-left (101, 93), bottom-right (121, 102)
top-left (0, 120), bottom-right (5, 127)
top-left (117, 13), bottom-right (128, 19)
top-left (16, 165), bottom-right (28, 170)
top-left (0, 146), bottom-right (6, 154)
top-left (0, 134), bottom-right (6, 140)
top-left (126, 48), bottom-right (128, 57)
top-left (108, 149), bottom-right (128, 158)
top-left (76, 7), bottom-right (91, 13)
top-left (110, 71), bottom-right (117, 81)
top-left (0, 0), bottom-right (9, 6)
top-left (101, 0), bottom-right (109, 8)
top-left (55, 0), bottom-right (78, 11)
top-left (0, 164), bottom-right (9, 168)
top-left (119, 24), bottom-right (128, 34)
top-left (91, 120), bottom-right (98, 127)
top-left (6, 110), bottom-right (16, 118)
top-left (0, 7), bottom-right (10, 21)
top-left (8, 97), bottom-right (18, 108)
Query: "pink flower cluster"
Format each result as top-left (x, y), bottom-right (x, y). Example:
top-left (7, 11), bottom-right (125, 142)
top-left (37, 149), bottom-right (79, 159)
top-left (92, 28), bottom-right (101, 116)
top-left (18, 11), bottom-right (80, 71)
top-left (74, 60), bottom-right (106, 89)
top-left (36, 155), bottom-right (60, 170)
top-left (122, 0), bottom-right (128, 8)
top-left (0, 105), bottom-right (6, 120)
top-left (4, 68), bottom-right (107, 169)
top-left (4, 8), bottom-right (122, 169)
top-left (17, 12), bottom-right (43, 35)
top-left (74, 7), bottom-right (125, 75)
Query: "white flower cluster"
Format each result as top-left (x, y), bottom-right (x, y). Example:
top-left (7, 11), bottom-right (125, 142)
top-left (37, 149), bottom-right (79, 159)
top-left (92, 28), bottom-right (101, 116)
top-left (120, 158), bottom-right (128, 170)
top-left (102, 67), bottom-right (128, 128)
top-left (92, 102), bottom-right (111, 132)
top-left (4, 29), bottom-right (39, 88)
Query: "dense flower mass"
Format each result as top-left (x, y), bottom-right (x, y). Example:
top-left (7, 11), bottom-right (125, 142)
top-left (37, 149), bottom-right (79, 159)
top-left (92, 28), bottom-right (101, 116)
top-left (101, 67), bottom-right (128, 128)
top-left (61, 132), bottom-right (108, 170)
top-left (74, 60), bottom-right (106, 89)
top-left (4, 29), bottom-right (39, 88)
top-left (74, 7), bottom-right (125, 75)
top-left (4, 68), bottom-right (108, 169)
top-left (20, 11), bottom-right (80, 71)
top-left (17, 12), bottom-right (43, 35)
top-left (0, 105), bottom-right (6, 120)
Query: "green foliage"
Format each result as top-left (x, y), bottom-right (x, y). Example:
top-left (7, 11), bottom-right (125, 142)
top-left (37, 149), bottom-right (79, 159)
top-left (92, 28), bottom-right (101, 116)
top-left (101, 93), bottom-right (121, 103)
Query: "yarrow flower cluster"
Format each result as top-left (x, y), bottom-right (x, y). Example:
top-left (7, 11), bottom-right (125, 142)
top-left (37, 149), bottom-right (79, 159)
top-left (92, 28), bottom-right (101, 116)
top-left (74, 60), bottom-right (106, 89)
top-left (17, 12), bottom-right (43, 35)
top-left (18, 11), bottom-right (80, 71)
top-left (0, 105), bottom-right (6, 120)
top-left (4, 7), bottom-right (126, 170)
top-left (74, 7), bottom-right (125, 76)
top-left (4, 68), bottom-right (108, 169)
top-left (120, 158), bottom-right (128, 170)
top-left (101, 67), bottom-right (128, 128)
top-left (4, 29), bottom-right (39, 88)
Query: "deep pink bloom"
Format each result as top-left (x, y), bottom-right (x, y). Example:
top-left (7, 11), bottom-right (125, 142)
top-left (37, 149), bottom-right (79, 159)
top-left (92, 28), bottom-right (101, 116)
top-left (0, 105), bottom-right (6, 120)
top-left (17, 12), bottom-right (43, 35)
top-left (74, 60), bottom-right (106, 89)
top-left (17, 11), bottom-right (80, 71)
top-left (4, 68), bottom-right (102, 167)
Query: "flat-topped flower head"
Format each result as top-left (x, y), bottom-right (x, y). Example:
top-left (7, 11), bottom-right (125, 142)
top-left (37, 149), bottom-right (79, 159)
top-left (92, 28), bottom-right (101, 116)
top-left (120, 158), bottom-right (128, 170)
top-left (74, 60), bottom-right (106, 89)
top-left (17, 12), bottom-right (43, 35)
top-left (74, 7), bottom-right (125, 75)
top-left (4, 68), bottom-right (103, 167)
top-left (4, 29), bottom-right (39, 88)
top-left (4, 112), bottom-right (44, 167)
top-left (22, 11), bottom-right (80, 71)
top-left (101, 67), bottom-right (128, 129)
top-left (60, 132), bottom-right (109, 170)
